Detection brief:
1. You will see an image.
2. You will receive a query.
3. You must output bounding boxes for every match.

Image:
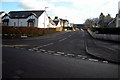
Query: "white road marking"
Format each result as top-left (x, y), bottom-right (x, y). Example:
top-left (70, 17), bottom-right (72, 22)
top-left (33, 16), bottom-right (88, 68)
top-left (67, 54), bottom-right (74, 56)
top-left (82, 56), bottom-right (87, 58)
top-left (88, 59), bottom-right (98, 62)
top-left (59, 38), bottom-right (67, 42)
top-left (36, 46), bottom-right (42, 48)
top-left (57, 52), bottom-right (64, 54)
top-left (82, 57), bottom-right (86, 59)
top-left (54, 53), bottom-right (61, 56)
top-left (40, 49), bottom-right (46, 52)
top-left (77, 55), bottom-right (83, 57)
top-left (28, 49), bottom-right (34, 51)
top-left (33, 48), bottom-right (38, 50)
top-left (43, 43), bottom-right (53, 47)
top-left (103, 61), bottom-right (108, 63)
top-left (48, 51), bottom-right (55, 53)
top-left (44, 52), bottom-right (48, 53)
top-left (81, 29), bottom-right (84, 32)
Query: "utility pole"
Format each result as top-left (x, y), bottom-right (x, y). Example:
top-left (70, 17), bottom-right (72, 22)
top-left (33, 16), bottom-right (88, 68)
top-left (43, 7), bottom-right (48, 35)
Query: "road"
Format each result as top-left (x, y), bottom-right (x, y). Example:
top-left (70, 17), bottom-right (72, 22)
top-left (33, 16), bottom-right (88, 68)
top-left (2, 30), bottom-right (119, 78)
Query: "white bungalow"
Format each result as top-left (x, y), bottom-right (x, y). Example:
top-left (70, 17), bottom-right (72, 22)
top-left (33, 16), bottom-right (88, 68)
top-left (2, 10), bottom-right (50, 28)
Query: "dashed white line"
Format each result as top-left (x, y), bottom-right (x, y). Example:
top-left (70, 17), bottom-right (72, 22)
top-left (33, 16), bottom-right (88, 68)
top-left (43, 43), bottom-right (54, 47)
top-left (59, 38), bottom-right (67, 42)
top-left (48, 51), bottom-right (55, 53)
top-left (103, 61), bottom-right (108, 63)
top-left (57, 52), bottom-right (64, 54)
top-left (33, 48), bottom-right (38, 50)
top-left (77, 55), bottom-right (83, 57)
top-left (40, 49), bottom-right (46, 52)
top-left (53, 53), bottom-right (61, 56)
top-left (28, 49), bottom-right (34, 51)
top-left (88, 59), bottom-right (98, 62)
top-left (67, 54), bottom-right (74, 56)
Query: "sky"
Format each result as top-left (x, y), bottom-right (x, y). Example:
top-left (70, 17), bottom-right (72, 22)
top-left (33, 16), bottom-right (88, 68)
top-left (0, 0), bottom-right (120, 24)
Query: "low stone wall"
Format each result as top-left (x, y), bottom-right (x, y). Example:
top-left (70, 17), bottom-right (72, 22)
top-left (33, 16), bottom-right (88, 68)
top-left (87, 28), bottom-right (120, 42)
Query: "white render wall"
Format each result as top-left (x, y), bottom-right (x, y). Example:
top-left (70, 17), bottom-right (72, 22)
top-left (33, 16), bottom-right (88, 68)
top-left (0, 13), bottom-right (5, 24)
top-left (8, 15), bottom-right (38, 27)
top-left (118, 1), bottom-right (120, 11)
top-left (38, 12), bottom-right (49, 28)
top-left (2, 12), bottom-right (50, 28)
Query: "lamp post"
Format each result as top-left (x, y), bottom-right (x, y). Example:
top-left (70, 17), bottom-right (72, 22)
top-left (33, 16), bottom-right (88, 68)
top-left (43, 7), bottom-right (48, 35)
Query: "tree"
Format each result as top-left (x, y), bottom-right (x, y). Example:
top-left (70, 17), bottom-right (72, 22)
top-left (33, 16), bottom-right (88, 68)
top-left (84, 19), bottom-right (94, 28)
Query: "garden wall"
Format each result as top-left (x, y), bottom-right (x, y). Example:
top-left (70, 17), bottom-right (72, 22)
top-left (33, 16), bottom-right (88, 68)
top-left (87, 28), bottom-right (120, 42)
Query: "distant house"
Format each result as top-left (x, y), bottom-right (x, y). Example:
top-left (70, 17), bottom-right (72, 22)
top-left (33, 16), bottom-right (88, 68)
top-left (62, 19), bottom-right (69, 27)
top-left (53, 16), bottom-right (61, 28)
top-left (98, 13), bottom-right (113, 27)
top-left (116, 8), bottom-right (120, 27)
top-left (73, 24), bottom-right (85, 29)
top-left (48, 16), bottom-right (56, 28)
top-left (0, 11), bottom-right (6, 25)
top-left (2, 10), bottom-right (50, 28)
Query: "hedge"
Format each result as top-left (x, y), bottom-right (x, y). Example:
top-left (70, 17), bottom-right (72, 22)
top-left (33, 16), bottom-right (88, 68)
top-left (2, 26), bottom-right (63, 39)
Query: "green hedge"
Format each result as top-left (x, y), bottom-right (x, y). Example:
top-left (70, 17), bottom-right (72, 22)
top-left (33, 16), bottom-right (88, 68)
top-left (90, 27), bottom-right (120, 35)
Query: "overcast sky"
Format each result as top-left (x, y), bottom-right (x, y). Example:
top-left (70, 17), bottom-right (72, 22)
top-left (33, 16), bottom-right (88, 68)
top-left (1, 0), bottom-right (120, 24)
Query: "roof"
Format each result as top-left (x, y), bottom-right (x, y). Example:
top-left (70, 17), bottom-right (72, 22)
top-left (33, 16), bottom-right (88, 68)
top-left (53, 17), bottom-right (60, 26)
top-left (7, 10), bottom-right (45, 19)
top-left (0, 11), bottom-right (5, 15)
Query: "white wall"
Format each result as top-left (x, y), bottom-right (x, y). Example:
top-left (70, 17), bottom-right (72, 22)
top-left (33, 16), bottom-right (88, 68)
top-left (38, 12), bottom-right (49, 28)
top-left (118, 1), bottom-right (120, 12)
top-left (2, 12), bottom-right (50, 28)
top-left (0, 13), bottom-right (5, 24)
top-left (3, 15), bottom-right (38, 27)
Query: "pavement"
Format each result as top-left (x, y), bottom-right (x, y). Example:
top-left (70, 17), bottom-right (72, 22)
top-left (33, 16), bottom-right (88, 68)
top-left (85, 31), bottom-right (120, 64)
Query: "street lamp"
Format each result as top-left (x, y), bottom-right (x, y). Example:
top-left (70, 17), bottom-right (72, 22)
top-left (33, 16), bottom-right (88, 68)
top-left (43, 7), bottom-right (48, 35)
top-left (44, 7), bottom-right (49, 28)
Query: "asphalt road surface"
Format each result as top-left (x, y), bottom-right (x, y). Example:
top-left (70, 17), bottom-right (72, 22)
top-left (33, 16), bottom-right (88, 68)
top-left (2, 30), bottom-right (119, 79)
